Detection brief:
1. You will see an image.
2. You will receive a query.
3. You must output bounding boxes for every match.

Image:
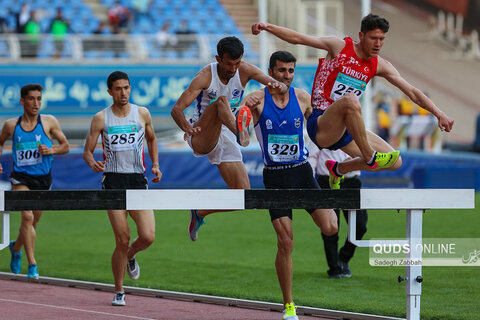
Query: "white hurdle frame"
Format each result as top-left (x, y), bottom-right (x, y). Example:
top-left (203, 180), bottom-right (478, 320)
top-left (0, 188), bottom-right (475, 320)
top-left (348, 189), bottom-right (474, 320)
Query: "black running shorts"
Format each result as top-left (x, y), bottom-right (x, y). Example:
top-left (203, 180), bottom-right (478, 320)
top-left (10, 171), bottom-right (52, 190)
top-left (262, 162), bottom-right (320, 221)
top-left (102, 173), bottom-right (148, 190)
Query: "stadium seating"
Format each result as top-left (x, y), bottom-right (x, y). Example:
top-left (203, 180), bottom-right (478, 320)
top-left (1, 0), bottom-right (255, 60)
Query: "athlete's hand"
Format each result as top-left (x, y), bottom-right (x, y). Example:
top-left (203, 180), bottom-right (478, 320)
top-left (151, 167), bottom-right (162, 183)
top-left (0, 163), bottom-right (3, 174)
top-left (183, 126), bottom-right (201, 140)
top-left (38, 144), bottom-right (52, 155)
top-left (245, 96), bottom-right (261, 110)
top-left (251, 22), bottom-right (267, 35)
top-left (266, 81), bottom-right (287, 95)
top-left (90, 160), bottom-right (105, 173)
top-left (437, 112), bottom-right (454, 132)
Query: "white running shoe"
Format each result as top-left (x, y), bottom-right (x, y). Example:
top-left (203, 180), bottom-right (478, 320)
top-left (127, 258), bottom-right (140, 280)
top-left (112, 291), bottom-right (125, 306)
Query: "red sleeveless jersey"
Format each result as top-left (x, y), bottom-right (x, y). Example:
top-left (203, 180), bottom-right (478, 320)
top-left (311, 37), bottom-right (378, 110)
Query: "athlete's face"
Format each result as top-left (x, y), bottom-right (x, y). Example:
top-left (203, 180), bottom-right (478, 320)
top-left (20, 90), bottom-right (42, 116)
top-left (359, 29), bottom-right (386, 58)
top-left (216, 53), bottom-right (242, 81)
top-left (269, 61), bottom-right (295, 87)
top-left (108, 79), bottom-right (131, 106)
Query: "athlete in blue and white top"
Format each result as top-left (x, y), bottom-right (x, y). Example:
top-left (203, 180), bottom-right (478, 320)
top-left (171, 36), bottom-right (288, 242)
top-left (241, 51), bottom-right (337, 320)
top-left (0, 84), bottom-right (70, 280)
top-left (254, 86), bottom-right (308, 166)
top-left (83, 71), bottom-right (162, 306)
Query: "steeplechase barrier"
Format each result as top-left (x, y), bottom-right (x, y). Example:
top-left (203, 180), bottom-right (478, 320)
top-left (0, 188), bottom-right (475, 320)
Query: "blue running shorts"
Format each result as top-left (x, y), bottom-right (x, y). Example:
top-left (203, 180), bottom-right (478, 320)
top-left (306, 109), bottom-right (354, 150)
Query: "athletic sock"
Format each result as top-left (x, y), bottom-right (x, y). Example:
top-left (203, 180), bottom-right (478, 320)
top-left (366, 151), bottom-right (377, 167)
top-left (333, 162), bottom-right (343, 177)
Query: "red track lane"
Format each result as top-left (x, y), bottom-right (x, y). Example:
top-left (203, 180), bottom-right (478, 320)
top-left (0, 279), bottom-right (331, 320)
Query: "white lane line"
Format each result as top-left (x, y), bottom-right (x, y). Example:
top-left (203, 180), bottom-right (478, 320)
top-left (0, 298), bottom-right (157, 320)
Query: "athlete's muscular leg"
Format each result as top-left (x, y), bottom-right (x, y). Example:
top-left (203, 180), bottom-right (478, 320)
top-left (108, 210), bottom-right (130, 292)
top-left (338, 130), bottom-right (403, 174)
top-left (315, 93), bottom-right (375, 161)
top-left (311, 209), bottom-right (338, 236)
top-left (197, 161), bottom-right (250, 217)
top-left (272, 216), bottom-right (294, 306)
top-left (12, 184), bottom-right (41, 266)
top-left (217, 161), bottom-right (250, 189)
top-left (127, 210), bottom-right (155, 260)
top-left (191, 96), bottom-right (236, 154)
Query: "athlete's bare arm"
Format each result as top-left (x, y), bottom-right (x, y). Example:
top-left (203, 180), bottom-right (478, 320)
top-left (171, 66), bottom-right (212, 139)
top-left (83, 111), bottom-right (106, 173)
top-left (294, 88), bottom-right (313, 119)
top-left (140, 107), bottom-right (162, 183)
top-left (241, 89), bottom-right (265, 124)
top-left (377, 57), bottom-right (454, 132)
top-left (41, 115), bottom-right (69, 155)
top-left (240, 62), bottom-right (288, 94)
top-left (0, 119), bottom-right (15, 174)
top-left (251, 22), bottom-right (345, 58)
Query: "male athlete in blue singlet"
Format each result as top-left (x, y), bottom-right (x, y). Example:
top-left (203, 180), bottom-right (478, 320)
top-left (0, 84), bottom-right (70, 280)
top-left (241, 51), bottom-right (337, 320)
top-left (83, 71), bottom-right (162, 306)
top-left (171, 36), bottom-right (287, 241)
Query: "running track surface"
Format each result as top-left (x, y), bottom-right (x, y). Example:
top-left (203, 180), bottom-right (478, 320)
top-left (0, 279), bottom-right (331, 320)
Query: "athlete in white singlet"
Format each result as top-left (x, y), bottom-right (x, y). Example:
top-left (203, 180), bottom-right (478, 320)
top-left (252, 14), bottom-right (454, 189)
top-left (171, 36), bottom-right (287, 241)
top-left (102, 104), bottom-right (145, 174)
top-left (83, 71), bottom-right (162, 307)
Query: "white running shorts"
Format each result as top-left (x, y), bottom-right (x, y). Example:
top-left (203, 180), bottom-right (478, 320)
top-left (187, 125), bottom-right (243, 165)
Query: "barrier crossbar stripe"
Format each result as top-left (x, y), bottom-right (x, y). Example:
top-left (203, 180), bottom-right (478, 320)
top-left (126, 189), bottom-right (245, 210)
top-left (4, 190), bottom-right (126, 211)
top-left (244, 189), bottom-right (360, 209)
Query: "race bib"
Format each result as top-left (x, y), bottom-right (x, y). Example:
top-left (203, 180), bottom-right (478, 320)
top-left (268, 134), bottom-right (300, 162)
top-left (108, 125), bottom-right (138, 151)
top-left (330, 73), bottom-right (366, 101)
top-left (209, 97), bottom-right (241, 112)
top-left (15, 141), bottom-right (42, 167)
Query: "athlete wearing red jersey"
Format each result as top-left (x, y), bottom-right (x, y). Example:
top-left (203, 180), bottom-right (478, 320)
top-left (252, 14), bottom-right (454, 189)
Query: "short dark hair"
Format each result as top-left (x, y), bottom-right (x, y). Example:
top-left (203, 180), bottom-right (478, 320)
top-left (217, 36), bottom-right (244, 59)
top-left (269, 51), bottom-right (297, 70)
top-left (361, 14), bottom-right (389, 33)
top-left (20, 84), bottom-right (43, 98)
top-left (107, 71), bottom-right (130, 90)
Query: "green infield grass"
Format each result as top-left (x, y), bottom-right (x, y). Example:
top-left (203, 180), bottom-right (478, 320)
top-left (1, 193), bottom-right (479, 319)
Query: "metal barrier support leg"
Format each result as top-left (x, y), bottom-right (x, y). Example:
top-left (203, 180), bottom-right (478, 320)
top-left (0, 211), bottom-right (10, 250)
top-left (406, 209), bottom-right (423, 320)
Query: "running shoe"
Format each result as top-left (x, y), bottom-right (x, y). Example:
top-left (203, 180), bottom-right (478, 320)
top-left (188, 210), bottom-right (205, 241)
top-left (112, 291), bottom-right (126, 306)
top-left (325, 160), bottom-right (344, 190)
top-left (27, 264), bottom-right (39, 280)
top-left (9, 241), bottom-right (22, 274)
top-left (282, 302), bottom-right (299, 320)
top-left (339, 260), bottom-right (351, 278)
top-left (368, 150), bottom-right (400, 169)
top-left (126, 257), bottom-right (140, 280)
top-left (235, 105), bottom-right (252, 147)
